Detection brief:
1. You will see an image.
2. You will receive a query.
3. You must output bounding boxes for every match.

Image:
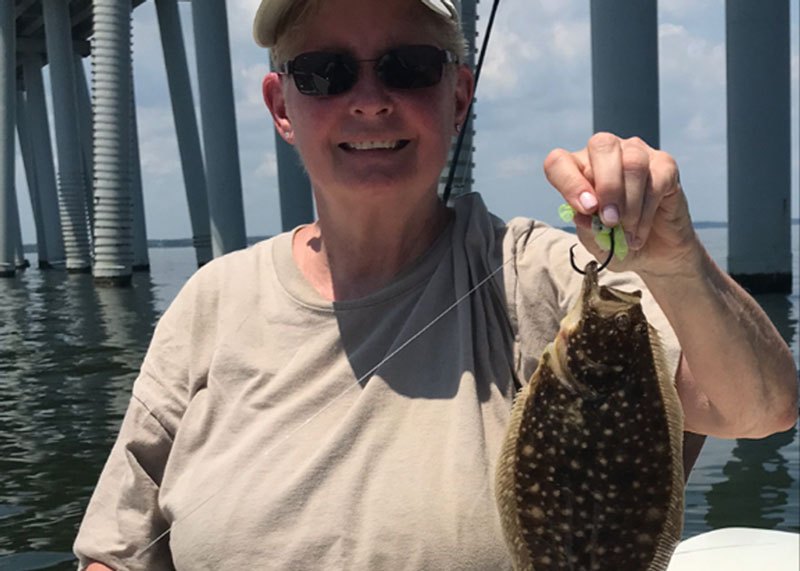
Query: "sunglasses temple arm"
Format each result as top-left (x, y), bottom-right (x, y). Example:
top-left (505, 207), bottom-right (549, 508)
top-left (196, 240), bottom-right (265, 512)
top-left (442, 0), bottom-right (502, 204)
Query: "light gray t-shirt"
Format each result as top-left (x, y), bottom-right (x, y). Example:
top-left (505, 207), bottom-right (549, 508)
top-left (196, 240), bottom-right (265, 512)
top-left (73, 193), bottom-right (680, 570)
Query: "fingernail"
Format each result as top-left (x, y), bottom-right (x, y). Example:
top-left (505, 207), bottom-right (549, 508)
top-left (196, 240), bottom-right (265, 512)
top-left (579, 192), bottom-right (598, 211)
top-left (601, 205), bottom-right (619, 225)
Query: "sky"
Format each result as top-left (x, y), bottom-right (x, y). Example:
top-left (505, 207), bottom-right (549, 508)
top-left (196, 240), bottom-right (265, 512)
top-left (12, 0), bottom-right (800, 243)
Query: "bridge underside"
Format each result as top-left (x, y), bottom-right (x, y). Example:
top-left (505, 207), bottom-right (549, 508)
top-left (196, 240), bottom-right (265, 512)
top-left (14, 0), bottom-right (148, 74)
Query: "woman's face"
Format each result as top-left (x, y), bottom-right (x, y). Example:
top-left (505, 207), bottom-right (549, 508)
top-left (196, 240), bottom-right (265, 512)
top-left (263, 0), bottom-right (474, 207)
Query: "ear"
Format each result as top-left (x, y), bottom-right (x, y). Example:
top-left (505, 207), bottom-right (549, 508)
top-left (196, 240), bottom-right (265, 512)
top-left (453, 64), bottom-right (475, 134)
top-left (263, 72), bottom-right (295, 144)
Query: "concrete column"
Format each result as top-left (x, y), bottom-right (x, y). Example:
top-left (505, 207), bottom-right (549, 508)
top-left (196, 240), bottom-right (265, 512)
top-left (0, 0), bottom-right (15, 277)
top-left (92, 0), bottom-right (133, 286)
top-left (269, 61), bottom-right (314, 232)
top-left (74, 53), bottom-right (95, 234)
top-left (43, 0), bottom-right (92, 272)
top-left (590, 0), bottom-right (659, 148)
top-left (11, 182), bottom-right (27, 269)
top-left (129, 79), bottom-right (150, 271)
top-left (16, 89), bottom-right (48, 266)
top-left (274, 126), bottom-right (315, 232)
top-left (155, 0), bottom-right (211, 265)
top-left (191, 0), bottom-right (247, 257)
top-left (726, 1), bottom-right (791, 293)
top-left (22, 56), bottom-right (65, 266)
top-left (440, 0), bottom-right (476, 198)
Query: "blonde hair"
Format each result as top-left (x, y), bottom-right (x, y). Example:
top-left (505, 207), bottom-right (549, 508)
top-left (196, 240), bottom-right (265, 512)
top-left (270, 0), bottom-right (467, 67)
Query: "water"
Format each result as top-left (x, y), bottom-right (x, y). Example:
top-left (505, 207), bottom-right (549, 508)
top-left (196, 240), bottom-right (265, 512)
top-left (0, 229), bottom-right (798, 570)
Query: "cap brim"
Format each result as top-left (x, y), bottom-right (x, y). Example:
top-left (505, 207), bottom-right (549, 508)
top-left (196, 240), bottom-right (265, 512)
top-left (419, 0), bottom-right (458, 20)
top-left (253, 0), bottom-right (294, 48)
top-left (253, 0), bottom-right (459, 48)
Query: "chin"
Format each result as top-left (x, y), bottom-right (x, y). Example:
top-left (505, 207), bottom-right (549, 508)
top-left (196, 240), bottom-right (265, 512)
top-left (342, 171), bottom-right (428, 193)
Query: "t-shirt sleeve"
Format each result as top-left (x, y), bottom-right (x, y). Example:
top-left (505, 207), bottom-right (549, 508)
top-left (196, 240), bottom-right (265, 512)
top-left (73, 264), bottom-right (218, 571)
top-left (72, 382), bottom-right (176, 571)
top-left (503, 219), bottom-right (682, 388)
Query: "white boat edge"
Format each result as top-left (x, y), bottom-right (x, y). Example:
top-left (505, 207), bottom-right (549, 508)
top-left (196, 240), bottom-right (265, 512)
top-left (667, 527), bottom-right (800, 570)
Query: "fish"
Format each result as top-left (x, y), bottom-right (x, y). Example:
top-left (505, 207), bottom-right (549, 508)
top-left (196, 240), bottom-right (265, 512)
top-left (495, 261), bottom-right (685, 571)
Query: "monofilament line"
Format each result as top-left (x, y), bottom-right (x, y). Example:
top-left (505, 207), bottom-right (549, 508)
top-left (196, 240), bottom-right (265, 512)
top-left (135, 256), bottom-right (514, 559)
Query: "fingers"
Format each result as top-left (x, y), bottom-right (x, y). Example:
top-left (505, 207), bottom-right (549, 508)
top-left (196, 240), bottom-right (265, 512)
top-left (635, 150), bottom-right (685, 248)
top-left (545, 133), bottom-right (683, 254)
top-left (545, 134), bottom-right (650, 229)
top-left (543, 149), bottom-right (597, 216)
top-left (586, 132), bottom-right (625, 227)
top-left (619, 137), bottom-right (651, 249)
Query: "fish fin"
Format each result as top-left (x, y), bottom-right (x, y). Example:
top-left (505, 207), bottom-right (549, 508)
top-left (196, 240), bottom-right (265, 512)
top-left (647, 324), bottom-right (686, 570)
top-left (495, 352), bottom-right (557, 571)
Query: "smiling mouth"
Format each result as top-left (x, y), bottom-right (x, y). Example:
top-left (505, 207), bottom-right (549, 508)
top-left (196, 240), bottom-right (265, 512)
top-left (340, 140), bottom-right (410, 151)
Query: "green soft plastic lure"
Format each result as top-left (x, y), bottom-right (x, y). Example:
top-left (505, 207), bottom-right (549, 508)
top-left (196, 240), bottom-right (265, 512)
top-left (559, 204), bottom-right (629, 261)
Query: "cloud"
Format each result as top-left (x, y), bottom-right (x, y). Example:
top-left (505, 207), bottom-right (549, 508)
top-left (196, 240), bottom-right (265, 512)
top-left (661, 0), bottom-right (724, 18)
top-left (497, 154), bottom-right (538, 179)
top-left (14, 155), bottom-right (36, 246)
top-left (236, 63), bottom-right (271, 122)
top-left (136, 106), bottom-right (183, 178)
top-left (658, 13), bottom-right (729, 221)
top-left (480, 29), bottom-right (541, 100)
top-left (11, 0), bottom-right (798, 245)
top-left (227, 0), bottom-right (264, 47)
top-left (550, 19), bottom-right (591, 67)
top-left (255, 151), bottom-right (278, 179)
top-left (478, 1), bottom-right (589, 103)
top-left (683, 112), bottom-right (719, 144)
top-left (659, 23), bottom-right (726, 92)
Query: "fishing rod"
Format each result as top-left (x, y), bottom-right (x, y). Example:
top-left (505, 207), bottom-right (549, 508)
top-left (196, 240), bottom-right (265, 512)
top-left (442, 0), bottom-right (503, 205)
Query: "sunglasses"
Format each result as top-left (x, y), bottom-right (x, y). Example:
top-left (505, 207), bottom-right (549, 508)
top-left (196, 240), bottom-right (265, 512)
top-left (279, 45), bottom-right (458, 97)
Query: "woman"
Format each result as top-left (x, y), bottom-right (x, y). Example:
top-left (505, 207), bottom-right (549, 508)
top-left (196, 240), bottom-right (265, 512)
top-left (75, 0), bottom-right (798, 569)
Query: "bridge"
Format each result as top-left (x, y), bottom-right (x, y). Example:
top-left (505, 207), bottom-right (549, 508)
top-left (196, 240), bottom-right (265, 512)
top-left (0, 1), bottom-right (793, 293)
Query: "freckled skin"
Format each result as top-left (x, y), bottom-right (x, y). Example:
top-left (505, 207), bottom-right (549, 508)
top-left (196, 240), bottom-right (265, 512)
top-left (495, 262), bottom-right (685, 571)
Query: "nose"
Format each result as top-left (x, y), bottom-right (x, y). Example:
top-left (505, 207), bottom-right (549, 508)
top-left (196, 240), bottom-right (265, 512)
top-left (348, 63), bottom-right (393, 117)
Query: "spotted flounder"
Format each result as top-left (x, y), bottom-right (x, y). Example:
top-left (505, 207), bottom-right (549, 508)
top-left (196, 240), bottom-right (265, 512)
top-left (495, 261), bottom-right (684, 570)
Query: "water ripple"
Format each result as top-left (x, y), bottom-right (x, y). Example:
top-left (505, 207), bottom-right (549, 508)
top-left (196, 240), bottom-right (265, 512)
top-left (0, 239), bottom-right (797, 561)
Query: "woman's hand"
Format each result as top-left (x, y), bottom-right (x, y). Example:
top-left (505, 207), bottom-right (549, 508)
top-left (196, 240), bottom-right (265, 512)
top-left (544, 133), bottom-right (700, 278)
top-left (545, 133), bottom-right (798, 439)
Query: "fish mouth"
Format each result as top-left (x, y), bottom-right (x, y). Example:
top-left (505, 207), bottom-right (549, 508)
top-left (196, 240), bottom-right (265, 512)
top-left (339, 140), bottom-right (410, 151)
top-left (553, 306), bottom-right (607, 400)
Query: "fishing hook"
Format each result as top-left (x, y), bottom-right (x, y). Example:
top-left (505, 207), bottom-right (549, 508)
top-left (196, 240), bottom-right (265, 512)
top-left (569, 229), bottom-right (615, 275)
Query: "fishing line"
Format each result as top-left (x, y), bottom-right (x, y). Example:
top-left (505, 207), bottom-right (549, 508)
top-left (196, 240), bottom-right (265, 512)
top-left (442, 0), bottom-right (503, 204)
top-left (138, 0), bottom-right (507, 558)
top-left (136, 255), bottom-right (515, 558)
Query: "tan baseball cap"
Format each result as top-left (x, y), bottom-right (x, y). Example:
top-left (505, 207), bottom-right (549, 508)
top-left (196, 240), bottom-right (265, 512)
top-left (253, 0), bottom-right (460, 48)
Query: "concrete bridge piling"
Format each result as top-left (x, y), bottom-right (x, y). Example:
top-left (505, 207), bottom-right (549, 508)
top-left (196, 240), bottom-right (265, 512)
top-left (0, 1), bottom-right (794, 294)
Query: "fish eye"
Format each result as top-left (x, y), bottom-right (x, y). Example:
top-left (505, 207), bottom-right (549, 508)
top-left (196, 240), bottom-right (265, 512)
top-left (614, 312), bottom-right (631, 331)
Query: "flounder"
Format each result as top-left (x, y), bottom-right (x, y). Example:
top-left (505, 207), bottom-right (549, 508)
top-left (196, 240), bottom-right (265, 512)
top-left (495, 261), bottom-right (685, 570)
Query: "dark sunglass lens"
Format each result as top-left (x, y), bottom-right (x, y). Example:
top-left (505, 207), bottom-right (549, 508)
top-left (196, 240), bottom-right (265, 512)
top-left (291, 52), bottom-right (358, 96)
top-left (378, 46), bottom-right (444, 89)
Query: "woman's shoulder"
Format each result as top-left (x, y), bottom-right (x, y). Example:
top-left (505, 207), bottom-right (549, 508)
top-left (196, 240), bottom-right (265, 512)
top-left (195, 233), bottom-right (281, 274)
top-left (183, 232), bottom-right (289, 292)
top-left (153, 233), bottom-right (292, 328)
top-left (450, 191), bottom-right (577, 259)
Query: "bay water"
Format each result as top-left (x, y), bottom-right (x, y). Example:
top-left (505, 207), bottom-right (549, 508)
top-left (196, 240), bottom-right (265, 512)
top-left (0, 226), bottom-right (798, 570)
